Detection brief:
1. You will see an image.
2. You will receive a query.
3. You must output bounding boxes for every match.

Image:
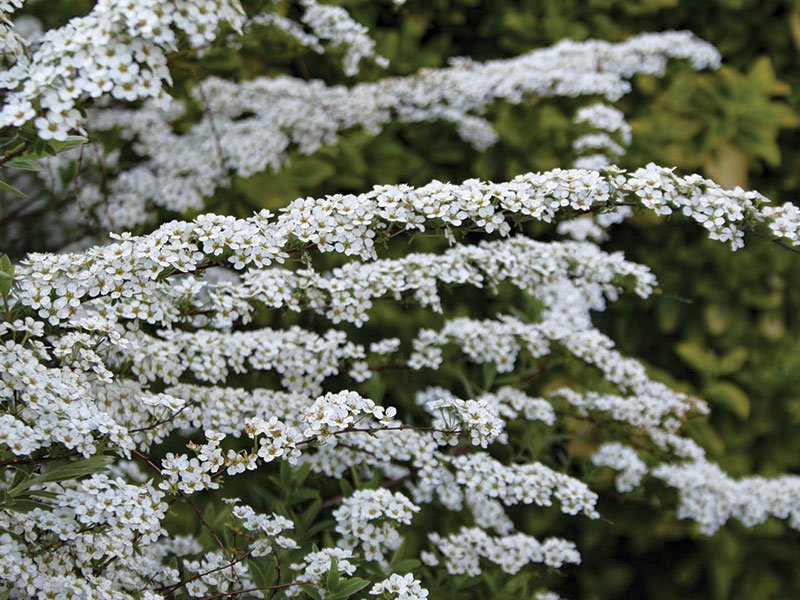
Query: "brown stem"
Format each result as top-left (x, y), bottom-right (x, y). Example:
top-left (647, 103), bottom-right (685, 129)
top-left (0, 141), bottom-right (31, 167)
top-left (129, 403), bottom-right (192, 434)
top-left (197, 580), bottom-right (310, 600)
top-left (155, 549), bottom-right (255, 595)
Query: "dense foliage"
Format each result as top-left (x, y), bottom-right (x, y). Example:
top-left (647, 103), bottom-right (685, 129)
top-left (1, 1), bottom-right (799, 598)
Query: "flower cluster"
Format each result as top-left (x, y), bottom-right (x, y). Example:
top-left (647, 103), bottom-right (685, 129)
top-left (0, 474), bottom-right (169, 598)
top-left (653, 460), bottom-right (800, 534)
top-left (0, 0), bottom-right (245, 139)
top-left (428, 527), bottom-right (580, 576)
top-left (451, 454), bottom-right (600, 518)
top-left (289, 548), bottom-right (358, 597)
top-left (591, 443), bottom-right (648, 493)
top-left (370, 574), bottom-right (429, 599)
top-left (423, 395), bottom-right (506, 447)
top-left (231, 503), bottom-right (299, 554)
top-left (302, 390), bottom-right (397, 443)
top-left (333, 488), bottom-right (419, 561)
top-left (51, 30), bottom-right (721, 231)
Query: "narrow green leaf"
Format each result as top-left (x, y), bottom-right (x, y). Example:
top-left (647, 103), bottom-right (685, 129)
top-left (0, 254), bottom-right (14, 297)
top-left (326, 558), bottom-right (340, 590)
top-left (299, 498), bottom-right (322, 531)
top-left (9, 455), bottom-right (113, 496)
top-left (502, 572), bottom-right (531, 593)
top-left (392, 559), bottom-right (421, 573)
top-left (295, 462), bottom-right (312, 485)
top-left (338, 478), bottom-right (353, 496)
top-left (4, 498), bottom-right (51, 512)
top-left (328, 578), bottom-right (371, 599)
top-left (301, 584), bottom-right (323, 600)
top-left (458, 372), bottom-right (475, 398)
top-left (47, 135), bottom-right (88, 153)
top-left (389, 541), bottom-right (407, 570)
top-left (5, 158), bottom-right (41, 171)
top-left (280, 460), bottom-right (291, 483)
top-left (247, 558), bottom-right (275, 588)
top-left (704, 381), bottom-right (750, 419)
top-left (289, 488), bottom-right (320, 504)
top-left (0, 180), bottom-right (27, 199)
top-left (305, 518), bottom-right (336, 538)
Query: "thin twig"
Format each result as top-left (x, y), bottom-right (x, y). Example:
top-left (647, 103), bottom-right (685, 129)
top-left (197, 580), bottom-right (310, 600)
top-left (195, 81), bottom-right (227, 175)
top-left (155, 549), bottom-right (255, 595)
top-left (129, 403), bottom-right (192, 434)
top-left (749, 228), bottom-right (800, 256)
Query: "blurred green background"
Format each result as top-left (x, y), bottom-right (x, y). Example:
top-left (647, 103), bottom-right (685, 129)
top-left (10, 0), bottom-right (800, 597)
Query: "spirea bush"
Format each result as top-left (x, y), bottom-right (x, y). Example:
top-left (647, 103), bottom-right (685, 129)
top-left (0, 1), bottom-right (799, 599)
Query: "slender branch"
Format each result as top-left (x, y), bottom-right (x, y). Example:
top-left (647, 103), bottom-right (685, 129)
top-left (196, 580), bottom-right (310, 600)
top-left (195, 81), bottom-right (227, 175)
top-left (129, 403), bottom-right (192, 434)
top-left (131, 448), bottom-right (237, 581)
top-left (154, 549), bottom-right (255, 595)
top-left (749, 228), bottom-right (800, 256)
top-left (0, 140), bottom-right (31, 167)
top-left (297, 424), bottom-right (461, 446)
top-left (0, 452), bottom-right (68, 468)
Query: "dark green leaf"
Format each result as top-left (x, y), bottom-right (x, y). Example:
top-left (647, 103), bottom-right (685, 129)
top-left (0, 254), bottom-right (14, 297)
top-left (0, 180), bottom-right (27, 199)
top-left (301, 584), bottom-right (323, 600)
top-left (5, 158), bottom-right (41, 171)
top-left (329, 578), bottom-right (371, 599)
top-left (9, 455), bottom-right (113, 496)
top-left (47, 136), bottom-right (88, 153)
top-left (326, 557), bottom-right (340, 590)
top-left (247, 557), bottom-right (275, 589)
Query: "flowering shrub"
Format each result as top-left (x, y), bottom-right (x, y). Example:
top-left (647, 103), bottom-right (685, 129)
top-left (1, 1), bottom-right (799, 599)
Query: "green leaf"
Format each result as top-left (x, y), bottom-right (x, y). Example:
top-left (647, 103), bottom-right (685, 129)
top-left (247, 557), bottom-right (275, 589)
top-left (338, 478), bottom-right (354, 496)
top-left (703, 304), bottom-right (734, 336)
top-left (290, 488), bottom-right (320, 504)
top-left (4, 158), bottom-right (42, 171)
top-left (305, 518), bottom-right (335, 538)
top-left (674, 341), bottom-right (718, 376)
top-left (326, 557), bottom-right (340, 590)
top-left (295, 462), bottom-right (312, 486)
top-left (328, 578), bottom-right (371, 599)
top-left (718, 347), bottom-right (748, 375)
top-left (482, 362), bottom-right (497, 391)
top-left (388, 541), bottom-right (407, 570)
top-left (457, 371), bottom-right (475, 398)
top-left (704, 381), bottom-right (750, 420)
top-left (299, 498), bottom-right (322, 531)
top-left (0, 254), bottom-right (14, 297)
top-left (9, 455), bottom-right (113, 496)
top-left (392, 558), bottom-right (421, 573)
top-left (288, 157), bottom-right (335, 188)
top-left (280, 460), bottom-right (292, 483)
top-left (8, 465), bottom-right (31, 490)
top-left (502, 572), bottom-right (531, 593)
top-left (301, 584), bottom-right (323, 600)
top-left (3, 497), bottom-right (51, 512)
top-left (47, 135), bottom-right (88, 153)
top-left (0, 180), bottom-right (27, 199)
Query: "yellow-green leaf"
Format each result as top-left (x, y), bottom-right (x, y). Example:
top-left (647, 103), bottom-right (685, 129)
top-left (704, 381), bottom-right (750, 419)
